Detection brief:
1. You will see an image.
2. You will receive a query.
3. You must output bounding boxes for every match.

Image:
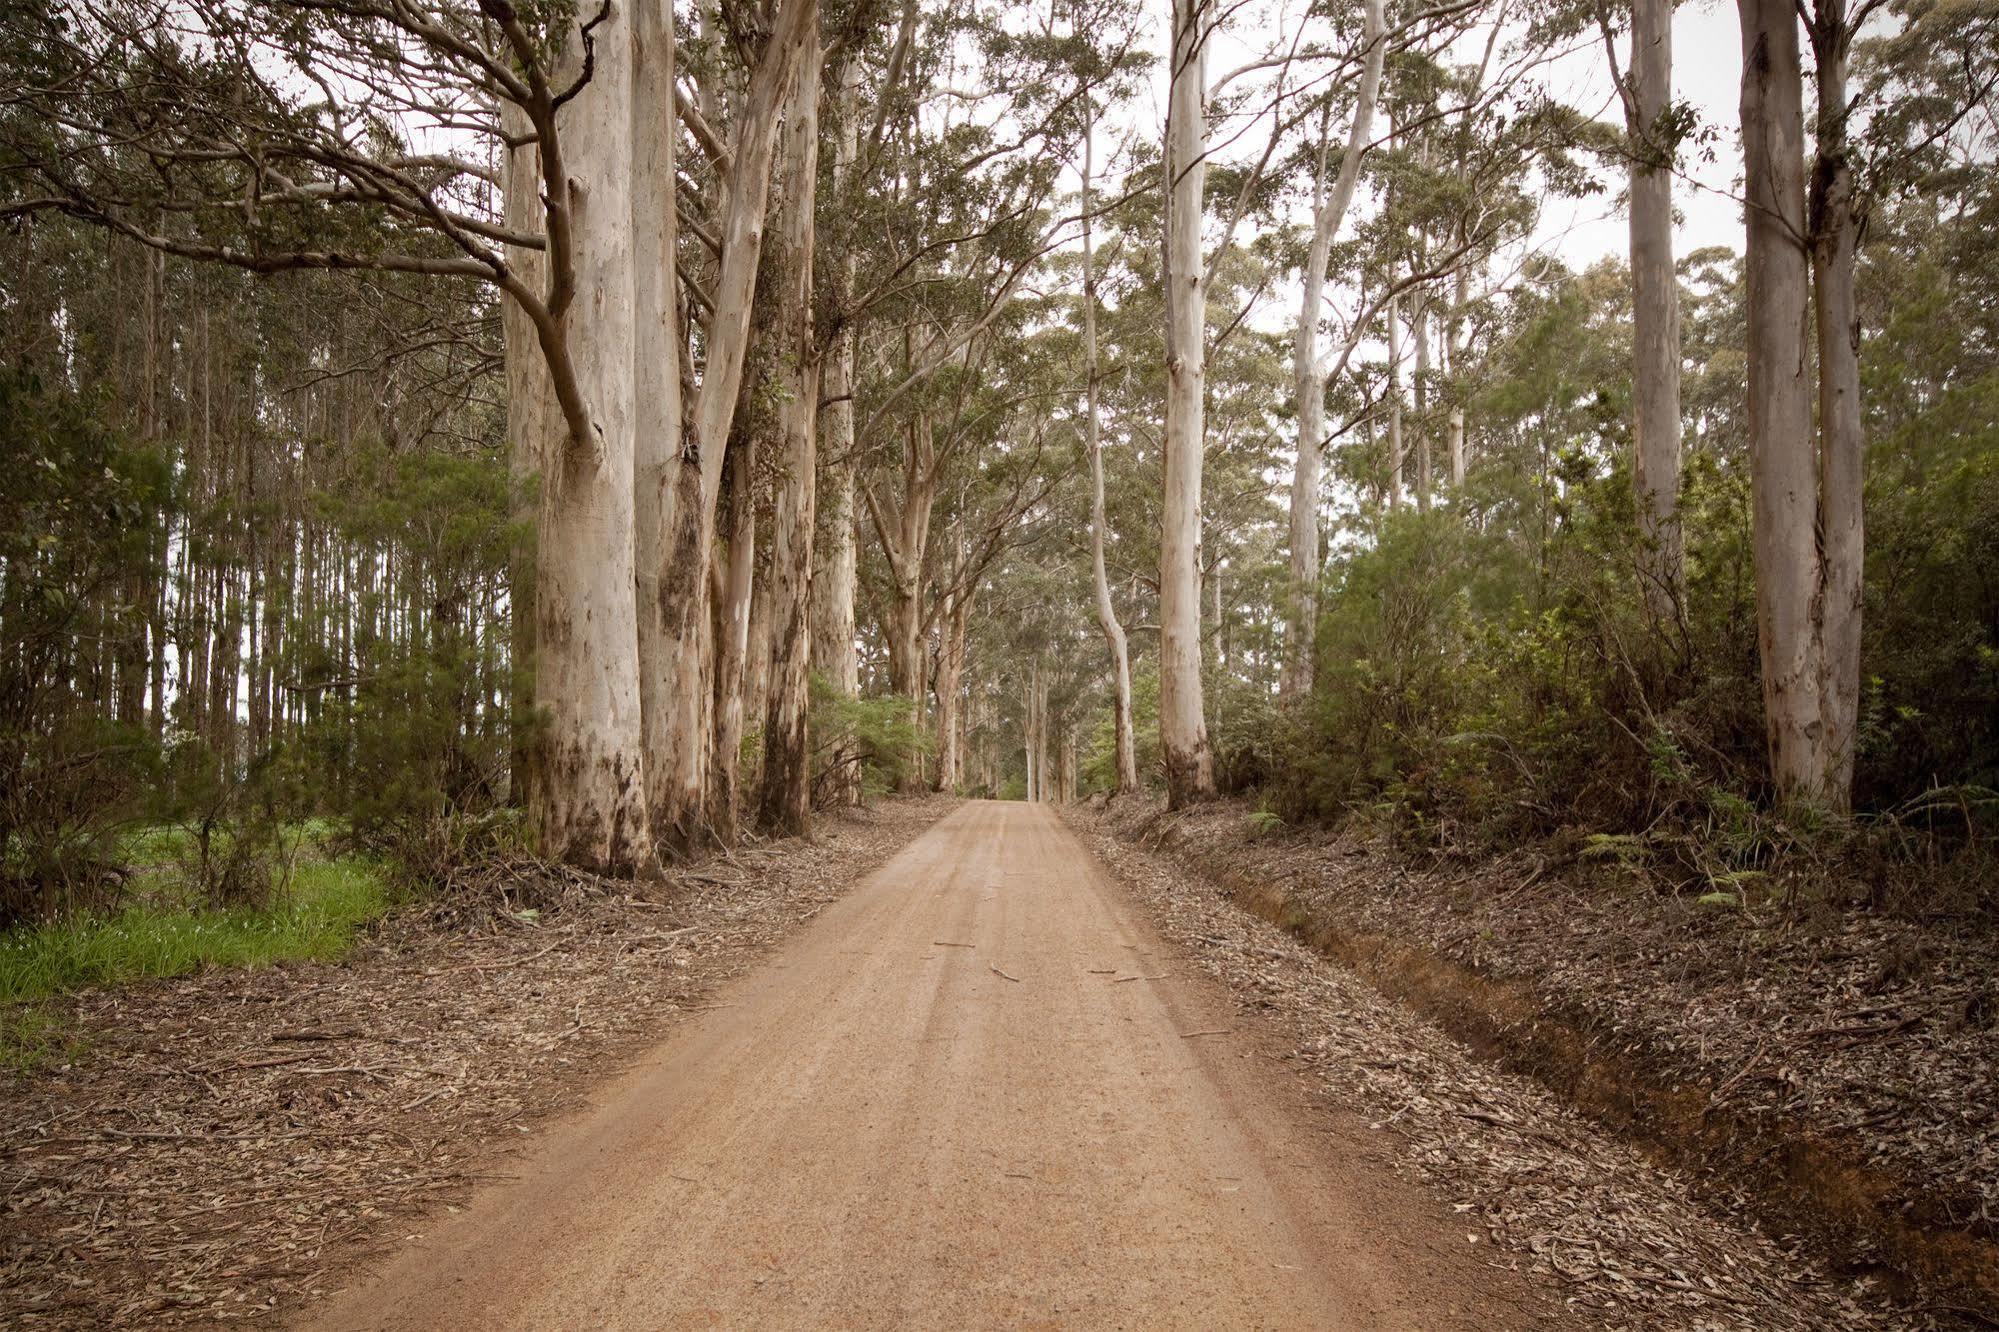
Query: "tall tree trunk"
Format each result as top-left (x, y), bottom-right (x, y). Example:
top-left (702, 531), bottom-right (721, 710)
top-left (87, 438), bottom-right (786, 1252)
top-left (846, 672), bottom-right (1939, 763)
top-left (760, 39), bottom-right (823, 836)
top-left (1739, 0), bottom-right (1852, 813)
top-left (1159, 0), bottom-right (1216, 808)
top-left (1807, 0), bottom-right (1864, 811)
top-left (708, 435), bottom-right (758, 843)
top-left (1283, 0), bottom-right (1383, 700)
top-left (1080, 107), bottom-right (1139, 793)
top-left (526, 0), bottom-right (655, 874)
top-left (1625, 0), bottom-right (1685, 627)
top-left (877, 413), bottom-right (935, 795)
top-left (643, 0), bottom-right (817, 851)
top-left (1413, 295), bottom-right (1432, 512)
top-left (1022, 667), bottom-right (1037, 802)
top-left (1447, 266), bottom-right (1467, 489)
top-left (501, 102), bottom-right (547, 814)
top-left (810, 57), bottom-right (863, 807)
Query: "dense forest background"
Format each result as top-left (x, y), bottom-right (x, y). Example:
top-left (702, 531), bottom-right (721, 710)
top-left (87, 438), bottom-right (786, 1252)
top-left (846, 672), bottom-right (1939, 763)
top-left (0, 0), bottom-right (1994, 950)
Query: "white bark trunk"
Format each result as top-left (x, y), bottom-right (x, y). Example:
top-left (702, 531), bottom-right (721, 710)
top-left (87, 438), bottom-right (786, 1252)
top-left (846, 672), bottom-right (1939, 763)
top-left (647, 0), bottom-right (817, 850)
top-left (1386, 293), bottom-right (1404, 511)
top-left (1282, 0), bottom-right (1384, 700)
top-left (1740, 0), bottom-right (1842, 811)
top-left (810, 58), bottom-right (862, 805)
top-left (761, 39), bottom-right (823, 835)
top-left (531, 3), bottom-right (653, 873)
top-left (1447, 267), bottom-right (1467, 489)
top-left (1413, 295), bottom-right (1432, 511)
top-left (501, 103), bottom-right (548, 814)
top-left (1160, 0), bottom-right (1216, 808)
top-left (1627, 0), bottom-right (1685, 627)
top-left (1809, 0), bottom-right (1864, 811)
top-left (1081, 110), bottom-right (1139, 793)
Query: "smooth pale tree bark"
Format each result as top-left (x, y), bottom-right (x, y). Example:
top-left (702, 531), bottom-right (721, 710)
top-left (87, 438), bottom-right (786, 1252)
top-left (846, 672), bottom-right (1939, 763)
top-left (869, 413), bottom-right (938, 784)
top-left (760, 39), bottom-right (823, 835)
top-left (1080, 111), bottom-right (1139, 793)
top-left (1617, 0), bottom-right (1685, 626)
top-left (1159, 0), bottom-right (1217, 808)
top-left (529, 1), bottom-right (653, 873)
top-left (1022, 667), bottom-right (1037, 801)
top-left (648, 0), bottom-right (818, 851)
top-left (1026, 666), bottom-right (1050, 803)
top-left (810, 58), bottom-right (863, 805)
top-left (1282, 0), bottom-right (1383, 700)
top-left (1739, 0), bottom-right (1859, 813)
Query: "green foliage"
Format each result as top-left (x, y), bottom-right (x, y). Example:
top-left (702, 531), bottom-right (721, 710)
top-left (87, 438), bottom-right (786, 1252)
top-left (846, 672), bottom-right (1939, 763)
top-left (1083, 661), bottom-right (1159, 792)
top-left (808, 673), bottom-right (934, 803)
top-left (306, 445), bottom-right (524, 889)
top-left (0, 370), bottom-right (174, 923)
top-left (1275, 227), bottom-right (1997, 896)
top-left (1245, 808), bottom-right (1286, 838)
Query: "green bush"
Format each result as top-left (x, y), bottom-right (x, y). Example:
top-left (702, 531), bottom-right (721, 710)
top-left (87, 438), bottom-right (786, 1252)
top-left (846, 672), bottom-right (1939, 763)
top-left (808, 672), bottom-right (934, 802)
top-left (0, 371), bottom-right (173, 924)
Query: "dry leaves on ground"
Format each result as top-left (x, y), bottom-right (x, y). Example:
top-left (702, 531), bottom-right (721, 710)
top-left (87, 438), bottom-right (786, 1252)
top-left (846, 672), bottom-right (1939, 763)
top-left (0, 798), bottom-right (949, 1329)
top-left (1071, 808), bottom-right (1941, 1332)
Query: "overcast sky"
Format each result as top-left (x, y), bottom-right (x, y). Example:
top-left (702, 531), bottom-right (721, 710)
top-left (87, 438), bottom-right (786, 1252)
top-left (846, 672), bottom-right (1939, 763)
top-left (1532, 0), bottom-right (1748, 268)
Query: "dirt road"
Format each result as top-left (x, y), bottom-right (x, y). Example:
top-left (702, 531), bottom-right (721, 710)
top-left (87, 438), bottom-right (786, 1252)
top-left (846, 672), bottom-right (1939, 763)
top-left (307, 802), bottom-right (1553, 1330)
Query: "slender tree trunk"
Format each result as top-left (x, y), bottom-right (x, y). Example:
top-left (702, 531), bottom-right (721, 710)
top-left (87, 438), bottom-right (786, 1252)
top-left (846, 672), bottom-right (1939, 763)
top-left (1283, 0), bottom-right (1383, 700)
top-left (880, 415), bottom-right (935, 795)
top-left (708, 439), bottom-right (757, 843)
top-left (1386, 293), bottom-right (1405, 511)
top-left (1023, 668), bottom-right (1037, 802)
top-left (1413, 296), bottom-right (1433, 512)
top-left (932, 591), bottom-right (968, 793)
top-left (1080, 109), bottom-right (1139, 793)
top-left (760, 39), bottom-right (823, 836)
top-left (1159, 0), bottom-right (1216, 807)
top-left (1447, 266), bottom-right (1467, 489)
top-left (1032, 669), bottom-right (1050, 803)
top-left (1626, 0), bottom-right (1685, 627)
top-left (810, 57), bottom-right (863, 807)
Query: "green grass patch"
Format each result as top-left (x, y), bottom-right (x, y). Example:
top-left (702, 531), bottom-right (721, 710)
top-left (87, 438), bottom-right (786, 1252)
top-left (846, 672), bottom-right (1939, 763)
top-left (0, 1003), bottom-right (86, 1073)
top-left (0, 858), bottom-right (391, 1007)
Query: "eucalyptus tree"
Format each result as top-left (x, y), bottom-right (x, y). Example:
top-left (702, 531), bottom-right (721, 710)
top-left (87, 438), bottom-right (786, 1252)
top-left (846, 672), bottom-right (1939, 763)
top-left (1595, 0), bottom-right (1686, 628)
top-left (1282, 0), bottom-right (1386, 700)
top-left (1078, 107), bottom-right (1140, 795)
top-left (1736, 0), bottom-right (1864, 812)
top-left (0, 0), bottom-right (831, 869)
top-left (1160, 0), bottom-right (1217, 807)
top-left (835, 0), bottom-right (1140, 785)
